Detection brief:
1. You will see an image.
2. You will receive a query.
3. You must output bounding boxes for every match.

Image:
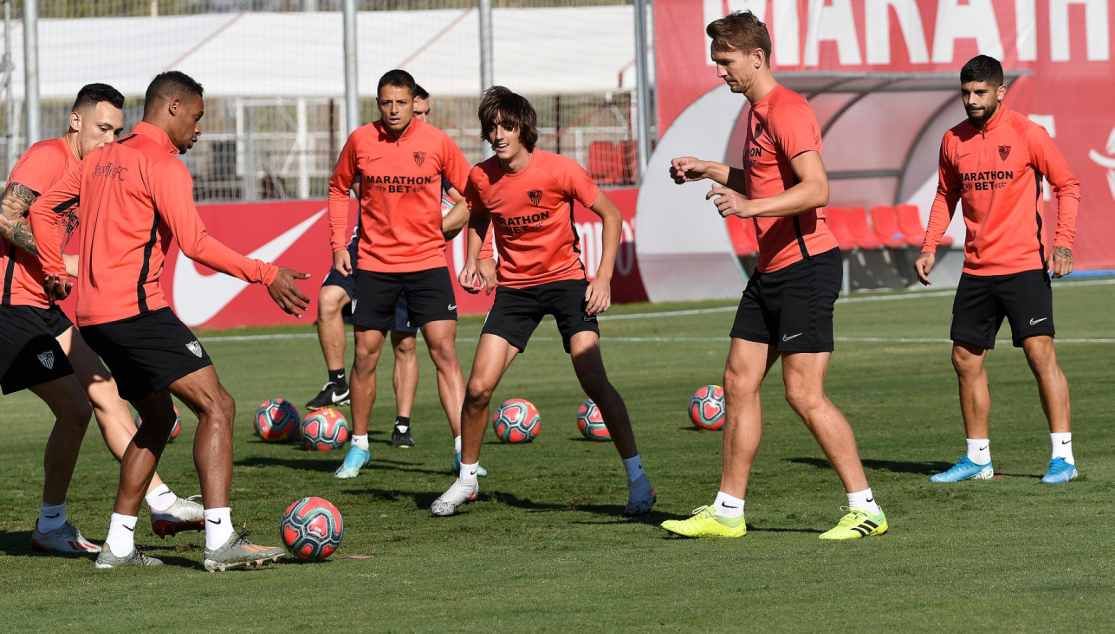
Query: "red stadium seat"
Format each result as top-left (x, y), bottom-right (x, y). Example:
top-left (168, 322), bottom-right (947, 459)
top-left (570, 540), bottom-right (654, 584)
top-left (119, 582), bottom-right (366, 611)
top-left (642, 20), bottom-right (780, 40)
top-left (869, 205), bottom-right (917, 247)
top-left (821, 207), bottom-right (858, 252)
top-left (843, 207), bottom-right (885, 250)
top-left (587, 141), bottom-right (622, 185)
top-left (726, 217), bottom-right (760, 257)
top-left (897, 203), bottom-right (953, 247)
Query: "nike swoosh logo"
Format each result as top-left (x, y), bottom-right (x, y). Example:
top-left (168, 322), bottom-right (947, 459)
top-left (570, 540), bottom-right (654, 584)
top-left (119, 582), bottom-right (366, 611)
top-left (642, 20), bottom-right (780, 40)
top-left (782, 333), bottom-right (803, 341)
top-left (865, 498), bottom-right (873, 503)
top-left (173, 209), bottom-right (325, 326)
top-left (956, 152), bottom-right (970, 159)
top-left (1061, 440), bottom-right (1072, 444)
top-left (979, 445), bottom-right (988, 451)
top-left (448, 304), bottom-right (456, 310)
top-left (1029, 317), bottom-right (1048, 325)
top-left (486, 198), bottom-right (502, 206)
top-left (722, 504), bottom-right (738, 509)
top-left (395, 425), bottom-right (409, 433)
top-left (468, 470), bottom-right (477, 476)
top-left (207, 518), bottom-right (222, 525)
top-left (123, 525), bottom-right (135, 532)
top-left (1088, 149), bottom-right (1115, 169)
top-left (366, 156), bottom-right (383, 163)
top-left (332, 389), bottom-right (350, 403)
top-left (45, 513), bottom-right (60, 519)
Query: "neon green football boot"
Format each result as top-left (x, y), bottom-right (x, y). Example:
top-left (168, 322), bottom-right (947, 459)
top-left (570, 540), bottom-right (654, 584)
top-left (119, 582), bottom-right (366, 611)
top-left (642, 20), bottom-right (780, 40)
top-left (660, 505), bottom-right (746, 538)
top-left (818, 507), bottom-right (888, 540)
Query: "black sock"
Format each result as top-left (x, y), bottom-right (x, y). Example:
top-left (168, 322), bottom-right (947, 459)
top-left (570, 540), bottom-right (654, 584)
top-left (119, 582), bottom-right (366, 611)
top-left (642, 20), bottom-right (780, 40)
top-left (328, 368), bottom-right (346, 388)
top-left (395, 416), bottom-right (410, 429)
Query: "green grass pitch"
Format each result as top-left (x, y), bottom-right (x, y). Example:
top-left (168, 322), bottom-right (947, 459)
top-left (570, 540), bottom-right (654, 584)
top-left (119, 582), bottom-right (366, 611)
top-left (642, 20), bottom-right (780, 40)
top-left (1, 280), bottom-right (1113, 632)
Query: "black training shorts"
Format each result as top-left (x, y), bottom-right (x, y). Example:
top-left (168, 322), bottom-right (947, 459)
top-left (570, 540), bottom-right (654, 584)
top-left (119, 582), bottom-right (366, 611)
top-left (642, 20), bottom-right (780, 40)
top-left (350, 267), bottom-right (457, 332)
top-left (482, 278), bottom-right (600, 354)
top-left (79, 307), bottom-right (213, 401)
top-left (730, 247), bottom-right (842, 353)
top-left (951, 269), bottom-right (1055, 349)
top-left (0, 304), bottom-right (75, 394)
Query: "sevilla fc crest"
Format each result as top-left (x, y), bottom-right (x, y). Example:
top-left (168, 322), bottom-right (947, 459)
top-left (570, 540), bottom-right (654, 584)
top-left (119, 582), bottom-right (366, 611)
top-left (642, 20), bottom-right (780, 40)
top-left (413, 151), bottom-right (426, 167)
top-left (754, 121), bottom-right (763, 137)
top-left (999, 145), bottom-right (1011, 160)
top-left (528, 190), bottom-right (543, 206)
top-left (37, 350), bottom-right (55, 369)
top-left (186, 340), bottom-right (203, 358)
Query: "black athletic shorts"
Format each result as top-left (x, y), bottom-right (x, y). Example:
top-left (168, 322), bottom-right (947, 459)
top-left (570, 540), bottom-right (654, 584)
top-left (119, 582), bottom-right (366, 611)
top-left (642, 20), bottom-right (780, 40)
top-left (951, 269), bottom-right (1054, 349)
top-left (0, 304), bottom-right (75, 394)
top-left (730, 247), bottom-right (841, 353)
top-left (351, 267), bottom-right (456, 332)
top-left (322, 267), bottom-right (416, 333)
top-left (80, 307), bottom-right (213, 401)
top-left (482, 278), bottom-right (600, 354)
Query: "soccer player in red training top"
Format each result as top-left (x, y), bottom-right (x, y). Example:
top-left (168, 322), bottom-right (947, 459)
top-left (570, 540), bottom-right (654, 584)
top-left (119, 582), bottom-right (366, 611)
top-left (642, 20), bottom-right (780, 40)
top-left (660, 11), bottom-right (887, 540)
top-left (1, 84), bottom-right (205, 554)
top-left (328, 70), bottom-right (483, 480)
top-left (429, 86), bottom-right (656, 518)
top-left (915, 55), bottom-right (1081, 484)
top-left (309, 84), bottom-right (469, 453)
top-left (30, 71), bottom-right (310, 570)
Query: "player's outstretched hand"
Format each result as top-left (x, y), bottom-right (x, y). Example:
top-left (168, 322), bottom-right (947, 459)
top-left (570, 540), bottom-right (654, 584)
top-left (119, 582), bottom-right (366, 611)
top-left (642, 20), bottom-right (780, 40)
top-left (333, 249), bottom-right (352, 277)
top-left (584, 276), bottom-right (611, 316)
top-left (1050, 246), bottom-right (1073, 279)
top-left (43, 273), bottom-right (73, 301)
top-left (913, 252), bottom-right (935, 285)
top-left (670, 157), bottom-right (709, 184)
top-left (268, 267), bottom-right (311, 318)
top-left (706, 185), bottom-right (752, 218)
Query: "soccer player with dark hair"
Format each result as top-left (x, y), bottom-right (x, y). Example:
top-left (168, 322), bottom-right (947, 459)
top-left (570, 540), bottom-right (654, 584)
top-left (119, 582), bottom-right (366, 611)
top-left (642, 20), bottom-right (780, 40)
top-left (915, 55), bottom-right (1081, 484)
top-left (328, 69), bottom-right (480, 479)
top-left (429, 86), bottom-right (656, 518)
top-left (310, 81), bottom-right (469, 452)
top-left (660, 11), bottom-right (887, 540)
top-left (0, 83), bottom-right (204, 555)
top-left (30, 70), bottom-right (310, 570)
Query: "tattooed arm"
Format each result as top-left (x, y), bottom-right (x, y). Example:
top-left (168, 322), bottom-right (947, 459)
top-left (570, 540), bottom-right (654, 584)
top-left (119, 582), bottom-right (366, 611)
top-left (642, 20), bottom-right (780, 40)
top-left (0, 182), bottom-right (40, 256)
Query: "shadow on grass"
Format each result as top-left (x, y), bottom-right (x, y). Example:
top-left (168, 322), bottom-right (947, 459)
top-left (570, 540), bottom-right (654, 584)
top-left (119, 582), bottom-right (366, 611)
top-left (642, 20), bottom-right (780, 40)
top-left (786, 456), bottom-right (956, 476)
top-left (234, 455), bottom-right (444, 476)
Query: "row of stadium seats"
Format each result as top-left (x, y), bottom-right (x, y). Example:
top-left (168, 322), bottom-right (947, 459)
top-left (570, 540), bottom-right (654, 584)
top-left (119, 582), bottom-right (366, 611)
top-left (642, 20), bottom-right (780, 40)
top-left (728, 204), bottom-right (953, 258)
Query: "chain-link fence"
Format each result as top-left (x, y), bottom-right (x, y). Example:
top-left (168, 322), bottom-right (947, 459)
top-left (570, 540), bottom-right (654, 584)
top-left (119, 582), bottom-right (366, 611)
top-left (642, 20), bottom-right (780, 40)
top-left (2, 0), bottom-right (652, 202)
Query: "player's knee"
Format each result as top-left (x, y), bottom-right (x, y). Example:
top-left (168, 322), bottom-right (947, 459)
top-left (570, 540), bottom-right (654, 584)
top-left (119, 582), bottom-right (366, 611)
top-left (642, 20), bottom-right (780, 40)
top-left (63, 397), bottom-right (94, 431)
top-left (951, 347), bottom-right (981, 374)
top-left (576, 369), bottom-right (610, 400)
top-left (784, 385), bottom-right (823, 416)
top-left (465, 378), bottom-right (494, 408)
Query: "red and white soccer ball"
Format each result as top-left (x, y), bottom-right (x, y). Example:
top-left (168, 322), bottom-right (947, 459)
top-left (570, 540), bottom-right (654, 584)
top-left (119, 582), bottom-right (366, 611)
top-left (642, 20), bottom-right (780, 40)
top-left (301, 407), bottom-right (350, 451)
top-left (281, 496), bottom-right (343, 561)
top-left (576, 399), bottom-right (611, 441)
top-left (255, 398), bottom-right (300, 443)
top-left (689, 385), bottom-right (726, 431)
top-left (135, 406), bottom-right (182, 442)
top-left (492, 398), bottom-right (541, 444)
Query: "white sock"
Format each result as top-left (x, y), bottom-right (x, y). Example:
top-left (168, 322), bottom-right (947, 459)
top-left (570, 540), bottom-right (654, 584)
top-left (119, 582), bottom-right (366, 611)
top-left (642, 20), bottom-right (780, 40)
top-left (204, 507), bottom-right (233, 551)
top-left (106, 513), bottom-right (138, 557)
top-left (454, 435), bottom-right (462, 454)
top-left (352, 434), bottom-right (369, 451)
top-left (966, 439), bottom-right (991, 465)
top-left (712, 491), bottom-right (744, 518)
top-left (145, 484), bottom-right (178, 512)
top-left (1051, 433), bottom-right (1074, 464)
top-left (37, 501), bottom-right (67, 534)
top-left (622, 455), bottom-right (644, 483)
top-left (847, 488), bottom-right (881, 515)
top-left (458, 461), bottom-right (480, 485)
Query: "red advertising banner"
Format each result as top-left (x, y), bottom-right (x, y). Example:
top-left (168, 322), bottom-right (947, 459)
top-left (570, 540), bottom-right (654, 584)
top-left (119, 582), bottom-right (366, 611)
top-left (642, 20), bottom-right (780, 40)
top-left (655, 0), bottom-right (1115, 271)
top-left (56, 190), bottom-right (645, 330)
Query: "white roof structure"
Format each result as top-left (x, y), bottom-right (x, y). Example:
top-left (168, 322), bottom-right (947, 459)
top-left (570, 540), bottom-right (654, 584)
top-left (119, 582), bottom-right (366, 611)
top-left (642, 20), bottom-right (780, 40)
top-left (3, 6), bottom-right (643, 100)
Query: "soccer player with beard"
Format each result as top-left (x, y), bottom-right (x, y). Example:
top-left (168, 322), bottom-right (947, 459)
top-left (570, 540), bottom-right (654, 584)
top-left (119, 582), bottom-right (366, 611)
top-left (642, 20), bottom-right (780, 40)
top-left (0, 84), bottom-right (204, 555)
top-left (660, 11), bottom-right (887, 540)
top-left (30, 71), bottom-right (309, 570)
top-left (915, 55), bottom-right (1080, 484)
top-left (429, 86), bottom-right (656, 518)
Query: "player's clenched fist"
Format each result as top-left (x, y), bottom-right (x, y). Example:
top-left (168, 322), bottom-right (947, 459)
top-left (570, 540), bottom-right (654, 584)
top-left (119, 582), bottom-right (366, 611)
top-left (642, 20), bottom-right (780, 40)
top-left (670, 156), bottom-right (709, 184)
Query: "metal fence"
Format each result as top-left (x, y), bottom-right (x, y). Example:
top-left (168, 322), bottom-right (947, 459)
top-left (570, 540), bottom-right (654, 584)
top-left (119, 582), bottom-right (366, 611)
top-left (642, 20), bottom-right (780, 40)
top-left (2, 0), bottom-right (654, 202)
